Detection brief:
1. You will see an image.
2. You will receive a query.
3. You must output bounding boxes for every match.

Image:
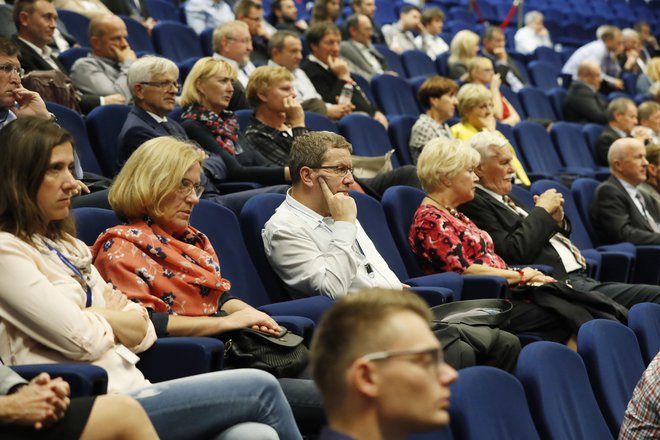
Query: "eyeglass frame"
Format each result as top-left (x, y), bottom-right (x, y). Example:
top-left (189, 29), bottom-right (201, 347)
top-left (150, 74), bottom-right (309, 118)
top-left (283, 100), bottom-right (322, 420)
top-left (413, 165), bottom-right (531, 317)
top-left (139, 80), bottom-right (180, 91)
top-left (360, 346), bottom-right (445, 375)
top-left (176, 178), bottom-right (204, 198)
top-left (0, 63), bottom-right (24, 78)
top-left (312, 165), bottom-right (354, 177)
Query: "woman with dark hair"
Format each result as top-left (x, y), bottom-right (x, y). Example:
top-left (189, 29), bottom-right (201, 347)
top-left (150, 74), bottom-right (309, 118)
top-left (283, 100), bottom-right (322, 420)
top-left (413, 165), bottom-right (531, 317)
top-left (310, 0), bottom-right (342, 25)
top-left (0, 117), bottom-right (303, 440)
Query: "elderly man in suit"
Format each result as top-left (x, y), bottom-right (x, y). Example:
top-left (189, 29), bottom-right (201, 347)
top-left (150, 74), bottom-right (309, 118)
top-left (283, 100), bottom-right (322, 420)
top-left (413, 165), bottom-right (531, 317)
top-left (595, 97), bottom-right (640, 166)
top-left (340, 13), bottom-right (388, 81)
top-left (591, 137), bottom-right (660, 245)
top-left (563, 60), bottom-right (608, 124)
top-left (460, 132), bottom-right (660, 308)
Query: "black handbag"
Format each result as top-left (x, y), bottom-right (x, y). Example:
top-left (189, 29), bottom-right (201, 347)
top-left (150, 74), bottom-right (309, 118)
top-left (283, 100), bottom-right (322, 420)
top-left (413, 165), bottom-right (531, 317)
top-left (223, 326), bottom-right (309, 378)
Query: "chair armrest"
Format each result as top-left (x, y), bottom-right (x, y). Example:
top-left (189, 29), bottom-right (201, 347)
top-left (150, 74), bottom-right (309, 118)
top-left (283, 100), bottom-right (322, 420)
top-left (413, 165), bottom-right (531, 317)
top-left (270, 315), bottom-right (315, 337)
top-left (11, 364), bottom-right (108, 397)
top-left (258, 296), bottom-right (333, 324)
top-left (596, 251), bottom-right (634, 283)
top-left (137, 337), bottom-right (224, 383)
top-left (581, 249), bottom-right (602, 280)
top-left (404, 272), bottom-right (464, 299)
top-left (633, 245), bottom-right (660, 285)
top-left (404, 286), bottom-right (454, 306)
top-left (461, 276), bottom-right (509, 300)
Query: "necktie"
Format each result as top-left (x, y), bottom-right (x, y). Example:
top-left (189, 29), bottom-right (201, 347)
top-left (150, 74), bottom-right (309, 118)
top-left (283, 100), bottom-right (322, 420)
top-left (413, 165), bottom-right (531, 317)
top-left (160, 121), bottom-right (179, 136)
top-left (502, 195), bottom-right (587, 269)
top-left (635, 192), bottom-right (660, 232)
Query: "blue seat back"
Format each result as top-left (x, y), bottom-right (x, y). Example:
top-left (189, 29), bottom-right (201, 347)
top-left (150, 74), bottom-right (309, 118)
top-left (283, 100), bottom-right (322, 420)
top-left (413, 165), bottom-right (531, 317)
top-left (305, 111), bottom-right (338, 133)
top-left (177, 56), bottom-right (202, 83)
top-left (152, 21), bottom-right (203, 62)
top-left (513, 121), bottom-right (564, 174)
top-left (85, 104), bottom-right (132, 177)
top-left (435, 51), bottom-right (451, 76)
top-left (339, 114), bottom-right (400, 167)
top-left (373, 43), bottom-right (406, 77)
top-left (46, 101), bottom-right (103, 175)
top-left (578, 320), bottom-right (646, 437)
top-left (57, 47), bottom-right (90, 72)
top-left (516, 342), bottom-right (614, 440)
top-left (519, 86), bottom-right (556, 119)
top-left (120, 15), bottom-right (155, 53)
top-left (388, 115), bottom-right (417, 165)
top-left (450, 366), bottom-right (541, 440)
top-left (145, 0), bottom-right (180, 21)
top-left (582, 123), bottom-right (605, 159)
top-left (528, 60), bottom-right (561, 90)
top-left (73, 208), bottom-right (121, 245)
top-left (628, 302), bottom-right (660, 364)
top-left (235, 109), bottom-right (254, 132)
top-left (57, 10), bottom-right (90, 46)
top-left (400, 49), bottom-right (437, 78)
top-left (352, 72), bottom-right (376, 105)
top-left (570, 177), bottom-right (601, 245)
top-left (551, 121), bottom-right (597, 168)
top-left (200, 27), bottom-right (214, 56)
top-left (533, 46), bottom-right (562, 65)
top-left (546, 87), bottom-right (566, 120)
top-left (371, 74), bottom-right (420, 117)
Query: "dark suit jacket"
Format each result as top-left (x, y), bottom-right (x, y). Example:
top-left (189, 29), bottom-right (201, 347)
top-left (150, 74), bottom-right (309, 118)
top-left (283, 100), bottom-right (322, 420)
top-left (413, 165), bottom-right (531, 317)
top-left (300, 57), bottom-right (377, 115)
top-left (12, 35), bottom-right (101, 113)
top-left (101, 0), bottom-right (150, 18)
top-left (595, 125), bottom-right (624, 167)
top-left (563, 80), bottom-right (608, 125)
top-left (459, 187), bottom-right (572, 280)
top-left (590, 176), bottom-right (660, 244)
top-left (117, 105), bottom-right (187, 168)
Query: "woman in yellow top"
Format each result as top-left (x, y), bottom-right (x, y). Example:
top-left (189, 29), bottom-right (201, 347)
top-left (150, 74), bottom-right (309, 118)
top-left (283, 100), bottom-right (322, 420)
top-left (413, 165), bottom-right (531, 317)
top-left (450, 83), bottom-right (530, 186)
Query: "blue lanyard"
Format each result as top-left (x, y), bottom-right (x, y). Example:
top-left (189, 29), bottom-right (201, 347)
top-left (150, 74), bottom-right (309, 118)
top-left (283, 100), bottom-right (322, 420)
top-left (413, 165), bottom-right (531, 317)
top-left (44, 242), bottom-right (92, 307)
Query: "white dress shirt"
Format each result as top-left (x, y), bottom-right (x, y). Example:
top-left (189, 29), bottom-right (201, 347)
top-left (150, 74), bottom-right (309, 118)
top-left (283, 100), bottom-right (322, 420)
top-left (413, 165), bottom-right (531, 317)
top-left (514, 26), bottom-right (553, 55)
top-left (562, 39), bottom-right (620, 85)
top-left (268, 60), bottom-right (323, 103)
top-left (213, 53), bottom-right (255, 88)
top-left (262, 191), bottom-right (402, 299)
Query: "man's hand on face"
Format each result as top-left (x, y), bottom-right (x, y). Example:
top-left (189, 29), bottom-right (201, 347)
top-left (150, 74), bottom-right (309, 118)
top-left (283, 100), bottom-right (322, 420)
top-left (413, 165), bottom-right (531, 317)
top-left (319, 177), bottom-right (356, 223)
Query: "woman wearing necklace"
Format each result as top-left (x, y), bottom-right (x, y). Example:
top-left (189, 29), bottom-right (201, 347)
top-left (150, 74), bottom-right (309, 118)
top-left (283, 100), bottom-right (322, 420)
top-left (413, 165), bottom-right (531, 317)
top-left (408, 138), bottom-right (625, 345)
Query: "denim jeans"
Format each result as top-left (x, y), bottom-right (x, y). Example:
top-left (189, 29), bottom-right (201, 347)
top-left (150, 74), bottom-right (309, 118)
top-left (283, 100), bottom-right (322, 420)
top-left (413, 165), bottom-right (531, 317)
top-left (128, 369), bottom-right (303, 440)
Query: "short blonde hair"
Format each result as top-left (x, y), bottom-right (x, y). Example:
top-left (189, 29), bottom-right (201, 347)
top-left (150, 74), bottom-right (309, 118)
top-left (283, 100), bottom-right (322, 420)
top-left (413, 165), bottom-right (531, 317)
top-left (449, 30), bottom-right (479, 65)
top-left (456, 83), bottom-right (493, 121)
top-left (647, 57), bottom-right (660, 82)
top-left (109, 137), bottom-right (206, 222)
top-left (416, 138), bottom-right (480, 192)
top-left (180, 57), bottom-right (237, 108)
top-left (246, 65), bottom-right (294, 108)
top-left (464, 56), bottom-right (492, 82)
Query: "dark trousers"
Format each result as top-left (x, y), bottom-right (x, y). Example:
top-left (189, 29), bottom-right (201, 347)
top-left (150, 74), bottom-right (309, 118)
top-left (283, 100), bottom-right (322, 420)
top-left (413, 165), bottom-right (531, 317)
top-left (569, 271), bottom-right (660, 309)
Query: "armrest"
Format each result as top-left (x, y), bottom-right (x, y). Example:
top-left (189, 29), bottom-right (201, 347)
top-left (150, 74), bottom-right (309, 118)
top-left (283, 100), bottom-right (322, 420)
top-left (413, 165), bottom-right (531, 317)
top-left (11, 363), bottom-right (108, 397)
top-left (270, 315), bottom-right (315, 337)
top-left (633, 245), bottom-right (660, 285)
top-left (595, 250), bottom-right (634, 283)
top-left (461, 276), bottom-right (509, 300)
top-left (405, 272), bottom-right (464, 300)
top-left (137, 337), bottom-right (224, 383)
top-left (258, 296), bottom-right (333, 324)
top-left (581, 249), bottom-right (602, 280)
top-left (404, 286), bottom-right (453, 306)
top-left (512, 264), bottom-right (553, 275)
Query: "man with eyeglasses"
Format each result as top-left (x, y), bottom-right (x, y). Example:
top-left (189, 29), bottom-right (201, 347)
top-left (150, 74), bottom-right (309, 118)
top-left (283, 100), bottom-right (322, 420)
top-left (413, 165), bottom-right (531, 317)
top-left (0, 36), bottom-right (50, 130)
top-left (212, 20), bottom-right (256, 88)
top-left (235, 0), bottom-right (269, 67)
top-left (311, 289), bottom-right (458, 440)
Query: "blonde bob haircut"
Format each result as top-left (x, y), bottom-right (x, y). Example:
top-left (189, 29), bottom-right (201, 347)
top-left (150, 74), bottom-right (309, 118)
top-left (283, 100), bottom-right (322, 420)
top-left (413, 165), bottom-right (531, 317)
top-left (448, 30), bottom-right (479, 65)
top-left (456, 83), bottom-right (493, 121)
top-left (180, 57), bottom-right (237, 108)
top-left (463, 56), bottom-right (493, 83)
top-left (416, 138), bottom-right (480, 193)
top-left (246, 65), bottom-right (295, 109)
top-left (109, 137), bottom-right (206, 222)
top-left (647, 57), bottom-right (660, 82)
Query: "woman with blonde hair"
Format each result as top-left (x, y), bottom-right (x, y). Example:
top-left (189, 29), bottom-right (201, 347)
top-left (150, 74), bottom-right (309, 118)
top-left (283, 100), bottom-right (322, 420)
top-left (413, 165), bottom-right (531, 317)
top-left (637, 57), bottom-right (660, 95)
top-left (448, 30), bottom-right (480, 79)
top-left (464, 57), bottom-right (521, 126)
top-left (179, 57), bottom-right (291, 184)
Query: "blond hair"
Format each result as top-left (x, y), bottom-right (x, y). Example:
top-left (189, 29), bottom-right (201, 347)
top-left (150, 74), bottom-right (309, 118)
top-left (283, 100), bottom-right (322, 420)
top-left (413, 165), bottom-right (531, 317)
top-left (246, 65), bottom-right (294, 108)
top-left (449, 30), bottom-right (479, 66)
top-left (647, 57), bottom-right (660, 82)
top-left (180, 57), bottom-right (237, 108)
top-left (463, 56), bottom-right (493, 83)
top-left (212, 20), bottom-right (249, 54)
top-left (417, 138), bottom-right (480, 192)
top-left (456, 83), bottom-right (493, 121)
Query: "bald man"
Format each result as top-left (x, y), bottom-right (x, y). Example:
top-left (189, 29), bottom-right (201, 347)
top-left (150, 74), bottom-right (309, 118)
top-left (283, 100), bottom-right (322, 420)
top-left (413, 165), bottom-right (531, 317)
top-left (563, 60), bottom-right (608, 124)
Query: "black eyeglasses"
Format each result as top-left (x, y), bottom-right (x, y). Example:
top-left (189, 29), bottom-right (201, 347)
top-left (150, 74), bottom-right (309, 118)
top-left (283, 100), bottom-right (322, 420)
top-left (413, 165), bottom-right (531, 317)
top-left (0, 63), bottom-right (24, 78)
top-left (313, 165), bottom-right (354, 176)
top-left (140, 81), bottom-right (180, 91)
top-left (361, 347), bottom-right (445, 375)
top-left (176, 178), bottom-right (204, 198)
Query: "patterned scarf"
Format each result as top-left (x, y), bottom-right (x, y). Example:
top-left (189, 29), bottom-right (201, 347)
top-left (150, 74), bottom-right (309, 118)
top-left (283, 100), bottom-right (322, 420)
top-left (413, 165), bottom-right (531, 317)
top-left (181, 104), bottom-right (239, 155)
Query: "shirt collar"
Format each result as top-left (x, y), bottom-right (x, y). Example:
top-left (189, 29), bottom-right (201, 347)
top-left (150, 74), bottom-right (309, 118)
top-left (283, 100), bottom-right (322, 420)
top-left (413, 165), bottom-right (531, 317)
top-left (284, 189), bottom-right (332, 230)
top-left (18, 36), bottom-right (52, 59)
top-left (616, 176), bottom-right (640, 196)
top-left (146, 110), bottom-right (168, 124)
top-left (308, 54), bottom-right (329, 70)
top-left (477, 184), bottom-right (507, 205)
top-left (213, 53), bottom-right (241, 69)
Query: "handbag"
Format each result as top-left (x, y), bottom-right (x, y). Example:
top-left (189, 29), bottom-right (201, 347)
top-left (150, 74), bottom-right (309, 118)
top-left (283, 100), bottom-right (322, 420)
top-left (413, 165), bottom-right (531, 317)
top-left (351, 149), bottom-right (395, 178)
top-left (21, 70), bottom-right (81, 113)
top-left (223, 326), bottom-right (309, 378)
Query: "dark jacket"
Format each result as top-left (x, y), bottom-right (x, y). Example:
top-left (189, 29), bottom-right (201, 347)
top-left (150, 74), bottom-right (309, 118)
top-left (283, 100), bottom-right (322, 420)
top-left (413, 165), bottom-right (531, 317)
top-left (595, 125), bottom-right (624, 167)
top-left (563, 80), bottom-right (608, 125)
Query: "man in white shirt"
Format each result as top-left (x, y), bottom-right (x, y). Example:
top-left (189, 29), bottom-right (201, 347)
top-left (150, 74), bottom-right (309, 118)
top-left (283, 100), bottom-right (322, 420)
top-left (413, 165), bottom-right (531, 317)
top-left (212, 20), bottom-right (256, 88)
top-left (381, 4), bottom-right (422, 54)
top-left (639, 101), bottom-right (660, 145)
top-left (415, 7), bottom-right (448, 60)
top-left (514, 11), bottom-right (552, 55)
top-left (340, 13), bottom-right (387, 80)
top-left (185, 0), bottom-right (234, 34)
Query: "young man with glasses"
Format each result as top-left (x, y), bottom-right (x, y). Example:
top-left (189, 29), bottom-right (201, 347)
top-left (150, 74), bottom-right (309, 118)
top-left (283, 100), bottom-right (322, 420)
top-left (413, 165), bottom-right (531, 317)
top-left (311, 288), bottom-right (458, 440)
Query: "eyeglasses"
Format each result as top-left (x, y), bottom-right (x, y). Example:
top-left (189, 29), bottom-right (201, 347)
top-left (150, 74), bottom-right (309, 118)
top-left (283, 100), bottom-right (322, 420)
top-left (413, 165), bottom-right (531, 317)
top-left (361, 347), bottom-right (445, 375)
top-left (140, 81), bottom-right (180, 91)
top-left (227, 37), bottom-right (252, 44)
top-left (0, 63), bottom-right (24, 78)
top-left (313, 165), bottom-right (354, 177)
top-left (176, 178), bottom-right (204, 198)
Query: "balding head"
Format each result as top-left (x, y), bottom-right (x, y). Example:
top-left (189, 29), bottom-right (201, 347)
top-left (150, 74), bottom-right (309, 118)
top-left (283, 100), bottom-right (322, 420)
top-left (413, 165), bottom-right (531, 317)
top-left (88, 14), bottom-right (130, 60)
top-left (609, 138), bottom-right (649, 186)
top-left (577, 60), bottom-right (602, 90)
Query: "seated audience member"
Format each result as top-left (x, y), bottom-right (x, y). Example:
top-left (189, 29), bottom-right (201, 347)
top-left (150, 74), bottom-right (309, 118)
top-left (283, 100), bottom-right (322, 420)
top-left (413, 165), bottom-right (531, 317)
top-left (415, 7), bottom-right (448, 60)
top-left (447, 30), bottom-right (480, 80)
top-left (311, 289), bottom-right (459, 440)
top-left (460, 132), bottom-right (660, 308)
top-left (410, 138), bottom-right (629, 346)
top-left (179, 57), bottom-right (291, 184)
top-left (268, 30), bottom-right (351, 117)
top-left (619, 352), bottom-right (660, 440)
top-left (591, 137), bottom-right (660, 244)
top-left (635, 20), bottom-right (660, 59)
top-left (213, 21), bottom-right (256, 88)
top-left (639, 100), bottom-right (660, 144)
top-left (464, 56), bottom-right (521, 126)
top-left (70, 14), bottom-right (134, 103)
top-left (639, 143), bottom-right (660, 206)
top-left (101, 0), bottom-right (156, 32)
top-left (301, 22), bottom-right (387, 128)
top-left (636, 57), bottom-right (660, 95)
top-left (340, 13), bottom-right (388, 81)
top-left (235, 0), bottom-right (269, 66)
top-left (619, 28), bottom-right (645, 74)
top-left (381, 4), bottom-right (422, 54)
top-left (451, 83), bottom-right (530, 186)
top-left (12, 0), bottom-right (125, 113)
top-left (514, 11), bottom-right (552, 55)
top-left (270, 0), bottom-right (307, 36)
top-left (409, 76), bottom-right (458, 164)
top-left (0, 36), bottom-right (50, 129)
top-left (0, 365), bottom-right (159, 439)
top-left (595, 97), bottom-right (640, 166)
top-left (347, 0), bottom-right (383, 44)
top-left (53, 0), bottom-right (110, 18)
top-left (185, 0), bottom-right (234, 34)
top-left (562, 25), bottom-right (625, 93)
top-left (563, 60), bottom-right (608, 124)
top-left (310, 0), bottom-right (341, 26)
top-left (0, 117), bottom-right (303, 440)
top-left (481, 26), bottom-right (527, 92)
top-left (263, 130), bottom-right (521, 371)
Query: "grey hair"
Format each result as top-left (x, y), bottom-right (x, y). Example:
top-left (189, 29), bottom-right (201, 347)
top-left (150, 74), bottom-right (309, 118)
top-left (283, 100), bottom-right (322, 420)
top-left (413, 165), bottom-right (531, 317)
top-left (621, 28), bottom-right (639, 42)
top-left (524, 11), bottom-right (543, 25)
top-left (650, 81), bottom-right (660, 98)
top-left (607, 97), bottom-right (635, 122)
top-left (127, 56), bottom-right (179, 94)
top-left (470, 132), bottom-right (510, 160)
top-left (608, 137), bottom-right (640, 166)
